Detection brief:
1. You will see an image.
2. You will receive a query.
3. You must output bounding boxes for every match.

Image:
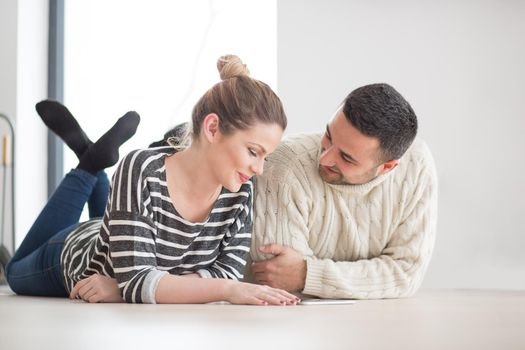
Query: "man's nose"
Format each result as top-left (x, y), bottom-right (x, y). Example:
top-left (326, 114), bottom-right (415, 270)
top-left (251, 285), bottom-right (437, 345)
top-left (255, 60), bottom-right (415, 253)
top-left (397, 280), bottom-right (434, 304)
top-left (319, 146), bottom-right (336, 167)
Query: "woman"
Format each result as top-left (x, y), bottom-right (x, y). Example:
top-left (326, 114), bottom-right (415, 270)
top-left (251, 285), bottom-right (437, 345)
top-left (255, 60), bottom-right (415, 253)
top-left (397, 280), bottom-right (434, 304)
top-left (6, 55), bottom-right (296, 305)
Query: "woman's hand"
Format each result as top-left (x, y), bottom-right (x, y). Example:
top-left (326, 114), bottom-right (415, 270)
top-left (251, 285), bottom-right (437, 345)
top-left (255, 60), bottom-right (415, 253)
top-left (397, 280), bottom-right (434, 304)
top-left (225, 281), bottom-right (300, 306)
top-left (70, 274), bottom-right (123, 303)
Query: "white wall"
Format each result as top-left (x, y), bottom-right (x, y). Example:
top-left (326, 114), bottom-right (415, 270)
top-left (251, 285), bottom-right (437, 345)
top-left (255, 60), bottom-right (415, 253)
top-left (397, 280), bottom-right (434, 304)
top-left (0, 0), bottom-right (18, 253)
top-left (2, 0), bottom-right (524, 290)
top-left (0, 1), bottom-right (17, 120)
top-left (62, 0), bottom-right (277, 181)
top-left (2, 0), bottom-right (277, 246)
top-left (277, 0), bottom-right (525, 289)
top-left (0, 0), bottom-right (48, 249)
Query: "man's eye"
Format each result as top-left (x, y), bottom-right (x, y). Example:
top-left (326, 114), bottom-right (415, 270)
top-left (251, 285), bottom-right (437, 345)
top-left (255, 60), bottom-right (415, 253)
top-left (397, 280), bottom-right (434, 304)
top-left (248, 148), bottom-right (257, 157)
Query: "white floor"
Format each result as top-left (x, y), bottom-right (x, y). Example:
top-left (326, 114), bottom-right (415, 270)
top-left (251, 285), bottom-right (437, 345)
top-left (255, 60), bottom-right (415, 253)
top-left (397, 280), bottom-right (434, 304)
top-left (1, 285), bottom-right (524, 350)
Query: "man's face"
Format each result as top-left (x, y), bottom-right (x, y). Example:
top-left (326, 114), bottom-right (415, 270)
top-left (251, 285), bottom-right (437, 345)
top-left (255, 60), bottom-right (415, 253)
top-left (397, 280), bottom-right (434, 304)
top-left (318, 110), bottom-right (397, 185)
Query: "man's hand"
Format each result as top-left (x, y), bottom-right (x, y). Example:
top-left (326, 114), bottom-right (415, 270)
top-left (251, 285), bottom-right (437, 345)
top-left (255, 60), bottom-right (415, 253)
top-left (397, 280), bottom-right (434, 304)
top-left (251, 244), bottom-right (307, 292)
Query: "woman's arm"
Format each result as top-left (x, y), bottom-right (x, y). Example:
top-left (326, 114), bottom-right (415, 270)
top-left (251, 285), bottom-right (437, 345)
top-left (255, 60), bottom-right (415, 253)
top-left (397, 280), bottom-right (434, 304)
top-left (196, 182), bottom-right (253, 280)
top-left (71, 273), bottom-right (299, 305)
top-left (155, 274), bottom-right (299, 305)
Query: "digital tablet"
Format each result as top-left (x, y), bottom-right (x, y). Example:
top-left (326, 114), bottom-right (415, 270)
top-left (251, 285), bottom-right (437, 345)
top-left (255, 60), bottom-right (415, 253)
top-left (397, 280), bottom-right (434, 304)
top-left (300, 298), bottom-right (355, 305)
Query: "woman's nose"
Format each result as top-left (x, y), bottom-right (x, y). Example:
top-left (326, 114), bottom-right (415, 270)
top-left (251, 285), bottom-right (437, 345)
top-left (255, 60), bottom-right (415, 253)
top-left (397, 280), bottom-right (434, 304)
top-left (252, 158), bottom-right (264, 176)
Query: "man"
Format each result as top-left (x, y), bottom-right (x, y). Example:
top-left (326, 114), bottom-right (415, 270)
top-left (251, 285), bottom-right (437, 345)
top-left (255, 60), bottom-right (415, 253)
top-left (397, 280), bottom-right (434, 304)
top-left (249, 83), bottom-right (437, 299)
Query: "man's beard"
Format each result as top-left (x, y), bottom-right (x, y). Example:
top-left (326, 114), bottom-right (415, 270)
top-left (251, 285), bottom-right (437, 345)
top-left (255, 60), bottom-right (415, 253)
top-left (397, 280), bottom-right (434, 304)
top-left (318, 164), bottom-right (346, 185)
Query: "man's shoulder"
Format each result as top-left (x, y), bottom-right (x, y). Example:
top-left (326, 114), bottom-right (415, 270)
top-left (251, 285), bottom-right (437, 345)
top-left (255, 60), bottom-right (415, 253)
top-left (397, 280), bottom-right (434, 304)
top-left (260, 133), bottom-right (322, 185)
top-left (403, 139), bottom-right (436, 171)
top-left (268, 133), bottom-right (321, 167)
top-left (395, 139), bottom-right (437, 185)
top-left (281, 133), bottom-right (322, 152)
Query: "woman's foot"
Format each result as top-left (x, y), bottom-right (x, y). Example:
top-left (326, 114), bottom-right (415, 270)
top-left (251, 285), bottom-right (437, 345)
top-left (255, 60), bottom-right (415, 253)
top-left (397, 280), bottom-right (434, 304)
top-left (78, 111), bottom-right (140, 174)
top-left (35, 100), bottom-right (92, 158)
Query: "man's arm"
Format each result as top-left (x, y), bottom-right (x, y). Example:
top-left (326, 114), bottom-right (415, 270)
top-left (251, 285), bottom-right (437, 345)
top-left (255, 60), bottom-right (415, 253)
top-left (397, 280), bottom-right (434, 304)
top-left (251, 162), bottom-right (315, 292)
top-left (251, 243), bottom-right (307, 292)
top-left (304, 172), bottom-right (437, 299)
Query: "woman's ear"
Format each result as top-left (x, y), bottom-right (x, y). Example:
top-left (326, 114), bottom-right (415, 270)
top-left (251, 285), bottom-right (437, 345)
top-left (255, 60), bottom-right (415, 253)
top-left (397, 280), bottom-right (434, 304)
top-left (201, 113), bottom-right (220, 143)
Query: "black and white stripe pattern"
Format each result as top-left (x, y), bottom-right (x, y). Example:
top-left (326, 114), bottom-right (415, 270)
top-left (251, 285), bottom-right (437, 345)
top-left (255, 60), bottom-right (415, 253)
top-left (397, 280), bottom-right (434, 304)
top-left (61, 147), bottom-right (253, 303)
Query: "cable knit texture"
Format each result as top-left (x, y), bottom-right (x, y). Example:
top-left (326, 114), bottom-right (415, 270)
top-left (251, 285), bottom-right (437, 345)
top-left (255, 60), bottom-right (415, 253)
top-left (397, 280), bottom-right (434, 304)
top-left (251, 134), bottom-right (438, 299)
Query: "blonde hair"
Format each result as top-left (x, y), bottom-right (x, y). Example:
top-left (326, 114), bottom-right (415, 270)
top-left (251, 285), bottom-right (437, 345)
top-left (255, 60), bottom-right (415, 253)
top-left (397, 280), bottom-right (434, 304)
top-left (217, 54), bottom-right (250, 80)
top-left (168, 55), bottom-right (286, 148)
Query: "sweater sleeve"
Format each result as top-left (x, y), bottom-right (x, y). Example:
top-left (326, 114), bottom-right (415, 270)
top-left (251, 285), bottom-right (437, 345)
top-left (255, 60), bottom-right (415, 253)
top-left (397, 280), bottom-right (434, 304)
top-left (254, 140), bottom-right (438, 299)
top-left (104, 150), bottom-right (167, 304)
top-left (197, 184), bottom-right (253, 280)
top-left (252, 165), bottom-right (316, 262)
top-left (303, 166), bottom-right (438, 299)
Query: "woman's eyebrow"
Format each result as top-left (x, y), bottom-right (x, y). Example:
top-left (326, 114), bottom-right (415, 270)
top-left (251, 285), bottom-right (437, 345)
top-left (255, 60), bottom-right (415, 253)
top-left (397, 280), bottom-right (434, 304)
top-left (248, 142), bottom-right (267, 154)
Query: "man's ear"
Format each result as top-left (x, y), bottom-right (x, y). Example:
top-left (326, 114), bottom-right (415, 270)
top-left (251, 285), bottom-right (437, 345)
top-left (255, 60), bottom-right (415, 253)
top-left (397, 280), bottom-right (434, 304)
top-left (201, 113), bottom-right (220, 143)
top-left (377, 159), bottom-right (398, 176)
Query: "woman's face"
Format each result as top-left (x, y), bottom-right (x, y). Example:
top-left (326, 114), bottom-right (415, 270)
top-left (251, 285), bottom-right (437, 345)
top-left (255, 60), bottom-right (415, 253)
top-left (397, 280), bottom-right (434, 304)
top-left (208, 122), bottom-right (283, 192)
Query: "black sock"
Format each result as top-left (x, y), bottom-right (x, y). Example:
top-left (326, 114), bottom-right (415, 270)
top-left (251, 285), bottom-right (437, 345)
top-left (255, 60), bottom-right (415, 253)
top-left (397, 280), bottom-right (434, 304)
top-left (78, 111), bottom-right (140, 174)
top-left (35, 100), bottom-right (92, 158)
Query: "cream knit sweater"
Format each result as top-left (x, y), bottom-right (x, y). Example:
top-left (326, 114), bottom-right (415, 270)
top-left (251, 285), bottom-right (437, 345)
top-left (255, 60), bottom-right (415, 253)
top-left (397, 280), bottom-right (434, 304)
top-left (252, 134), bottom-right (438, 299)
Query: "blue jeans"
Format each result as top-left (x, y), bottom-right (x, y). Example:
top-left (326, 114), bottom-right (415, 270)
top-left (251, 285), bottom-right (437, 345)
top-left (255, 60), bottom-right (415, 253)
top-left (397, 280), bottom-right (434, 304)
top-left (5, 169), bottom-right (109, 297)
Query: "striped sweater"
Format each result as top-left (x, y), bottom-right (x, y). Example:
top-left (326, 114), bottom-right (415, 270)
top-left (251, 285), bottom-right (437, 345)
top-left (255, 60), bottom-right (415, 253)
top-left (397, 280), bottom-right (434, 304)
top-left (61, 147), bottom-right (253, 303)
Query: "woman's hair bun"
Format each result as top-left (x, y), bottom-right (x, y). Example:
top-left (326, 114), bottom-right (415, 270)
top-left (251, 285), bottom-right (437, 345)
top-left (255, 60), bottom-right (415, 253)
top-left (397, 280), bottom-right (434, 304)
top-left (217, 55), bottom-right (250, 80)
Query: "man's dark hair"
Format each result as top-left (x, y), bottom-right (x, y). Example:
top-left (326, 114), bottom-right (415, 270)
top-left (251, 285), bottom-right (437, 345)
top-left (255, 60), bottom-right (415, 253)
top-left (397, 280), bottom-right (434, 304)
top-left (149, 122), bottom-right (189, 148)
top-left (343, 83), bottom-right (418, 162)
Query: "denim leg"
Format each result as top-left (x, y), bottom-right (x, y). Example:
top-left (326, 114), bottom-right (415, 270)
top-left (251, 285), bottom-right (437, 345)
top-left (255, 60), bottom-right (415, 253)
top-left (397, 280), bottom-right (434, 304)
top-left (87, 170), bottom-right (110, 219)
top-left (6, 225), bottom-right (75, 297)
top-left (10, 168), bottom-right (97, 263)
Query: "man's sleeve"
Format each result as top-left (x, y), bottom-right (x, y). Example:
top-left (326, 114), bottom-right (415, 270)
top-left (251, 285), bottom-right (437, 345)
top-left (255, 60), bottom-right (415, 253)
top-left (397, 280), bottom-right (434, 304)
top-left (303, 165), bottom-right (438, 299)
top-left (252, 167), bottom-right (315, 262)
